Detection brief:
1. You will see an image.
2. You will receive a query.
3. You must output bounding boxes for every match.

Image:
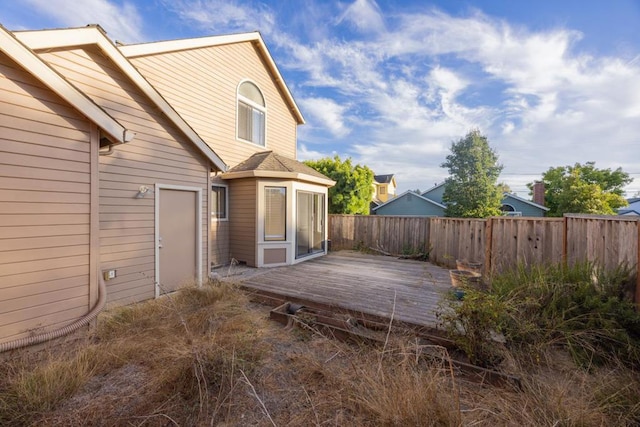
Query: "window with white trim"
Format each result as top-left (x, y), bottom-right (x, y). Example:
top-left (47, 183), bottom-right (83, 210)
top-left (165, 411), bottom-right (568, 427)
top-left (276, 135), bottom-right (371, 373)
top-left (264, 186), bottom-right (286, 241)
top-left (211, 185), bottom-right (228, 220)
top-left (237, 81), bottom-right (265, 146)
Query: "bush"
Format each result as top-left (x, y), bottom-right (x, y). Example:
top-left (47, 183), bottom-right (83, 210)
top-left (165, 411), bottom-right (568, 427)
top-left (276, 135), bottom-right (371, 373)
top-left (438, 263), bottom-right (640, 369)
top-left (494, 263), bottom-right (640, 367)
top-left (437, 288), bottom-right (506, 367)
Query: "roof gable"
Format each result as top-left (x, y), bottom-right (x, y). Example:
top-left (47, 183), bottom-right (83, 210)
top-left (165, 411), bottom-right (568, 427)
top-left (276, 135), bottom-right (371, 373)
top-left (14, 25), bottom-right (227, 171)
top-left (0, 24), bottom-right (132, 144)
top-left (421, 182), bottom-right (446, 204)
top-left (118, 32), bottom-right (304, 125)
top-left (373, 190), bottom-right (446, 212)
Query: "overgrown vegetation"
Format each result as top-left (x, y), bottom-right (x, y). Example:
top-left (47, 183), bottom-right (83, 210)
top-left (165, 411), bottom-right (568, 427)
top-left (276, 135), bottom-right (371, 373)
top-left (439, 262), bottom-right (640, 369)
top-left (1, 272), bottom-right (639, 426)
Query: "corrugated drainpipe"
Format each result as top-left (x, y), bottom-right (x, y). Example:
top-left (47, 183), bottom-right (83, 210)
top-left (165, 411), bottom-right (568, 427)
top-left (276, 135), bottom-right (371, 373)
top-left (0, 272), bottom-right (107, 353)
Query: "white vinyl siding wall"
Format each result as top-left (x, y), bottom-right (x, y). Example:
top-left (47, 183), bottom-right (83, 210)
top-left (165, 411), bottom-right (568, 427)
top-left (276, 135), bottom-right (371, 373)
top-left (0, 52), bottom-right (93, 344)
top-left (37, 46), bottom-right (211, 306)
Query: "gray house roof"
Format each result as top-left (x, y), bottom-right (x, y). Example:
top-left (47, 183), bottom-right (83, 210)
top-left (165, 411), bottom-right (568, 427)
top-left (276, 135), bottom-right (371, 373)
top-left (619, 197), bottom-right (640, 215)
top-left (502, 193), bottom-right (549, 211)
top-left (372, 190), bottom-right (446, 211)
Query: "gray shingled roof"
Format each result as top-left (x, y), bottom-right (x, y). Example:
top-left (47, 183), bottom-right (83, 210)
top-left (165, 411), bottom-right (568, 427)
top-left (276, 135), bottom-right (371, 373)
top-left (227, 151), bottom-right (330, 180)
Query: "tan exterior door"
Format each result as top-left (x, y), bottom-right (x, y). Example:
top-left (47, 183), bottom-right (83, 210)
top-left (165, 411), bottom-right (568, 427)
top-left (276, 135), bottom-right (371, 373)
top-left (158, 187), bottom-right (199, 294)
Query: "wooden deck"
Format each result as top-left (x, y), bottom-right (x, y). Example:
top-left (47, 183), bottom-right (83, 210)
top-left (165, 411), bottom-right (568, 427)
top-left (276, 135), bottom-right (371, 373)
top-left (221, 251), bottom-right (452, 328)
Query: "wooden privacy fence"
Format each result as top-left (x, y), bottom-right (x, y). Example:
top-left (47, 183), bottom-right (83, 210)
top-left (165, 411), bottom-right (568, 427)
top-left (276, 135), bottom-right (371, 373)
top-left (329, 214), bottom-right (640, 301)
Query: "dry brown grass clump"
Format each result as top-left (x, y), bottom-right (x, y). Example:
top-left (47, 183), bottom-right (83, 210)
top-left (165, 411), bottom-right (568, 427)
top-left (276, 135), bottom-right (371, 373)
top-left (1, 279), bottom-right (639, 426)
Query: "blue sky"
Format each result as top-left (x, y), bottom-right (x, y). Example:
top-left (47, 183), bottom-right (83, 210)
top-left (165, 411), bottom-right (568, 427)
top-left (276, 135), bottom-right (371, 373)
top-left (3, 0), bottom-right (639, 197)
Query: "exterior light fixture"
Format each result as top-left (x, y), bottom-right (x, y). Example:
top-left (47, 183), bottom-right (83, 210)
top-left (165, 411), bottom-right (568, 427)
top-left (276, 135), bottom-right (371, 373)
top-left (136, 185), bottom-right (150, 198)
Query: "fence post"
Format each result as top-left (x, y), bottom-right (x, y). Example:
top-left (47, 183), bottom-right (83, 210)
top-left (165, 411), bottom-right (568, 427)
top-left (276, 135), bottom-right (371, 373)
top-left (562, 215), bottom-right (569, 268)
top-left (636, 220), bottom-right (640, 305)
top-left (484, 217), bottom-right (493, 277)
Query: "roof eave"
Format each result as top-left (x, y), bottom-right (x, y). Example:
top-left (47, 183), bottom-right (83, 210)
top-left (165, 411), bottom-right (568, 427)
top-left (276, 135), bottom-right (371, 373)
top-left (1, 25), bottom-right (131, 145)
top-left (221, 170), bottom-right (335, 186)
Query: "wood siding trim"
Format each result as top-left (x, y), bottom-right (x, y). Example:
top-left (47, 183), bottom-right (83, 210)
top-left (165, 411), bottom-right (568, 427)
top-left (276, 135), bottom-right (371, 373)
top-left (89, 123), bottom-right (99, 308)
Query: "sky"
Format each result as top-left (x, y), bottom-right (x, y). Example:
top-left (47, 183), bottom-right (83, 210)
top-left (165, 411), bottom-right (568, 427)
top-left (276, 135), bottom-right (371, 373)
top-left (2, 0), bottom-right (640, 197)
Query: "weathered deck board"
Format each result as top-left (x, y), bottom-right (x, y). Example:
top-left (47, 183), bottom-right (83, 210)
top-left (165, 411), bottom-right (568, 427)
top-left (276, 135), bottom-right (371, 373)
top-left (224, 251), bottom-right (452, 327)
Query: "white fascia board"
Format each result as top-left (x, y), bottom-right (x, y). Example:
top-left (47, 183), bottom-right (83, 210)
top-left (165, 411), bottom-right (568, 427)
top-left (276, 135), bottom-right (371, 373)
top-left (119, 31), bottom-right (305, 125)
top-left (118, 32), bottom-right (261, 57)
top-left (15, 27), bottom-right (227, 172)
top-left (2, 26), bottom-right (130, 144)
top-left (221, 170), bottom-right (335, 187)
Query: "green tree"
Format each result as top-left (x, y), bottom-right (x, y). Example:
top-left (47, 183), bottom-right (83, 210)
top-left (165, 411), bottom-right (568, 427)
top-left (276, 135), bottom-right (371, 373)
top-left (304, 155), bottom-right (374, 214)
top-left (529, 162), bottom-right (632, 216)
top-left (441, 130), bottom-right (504, 218)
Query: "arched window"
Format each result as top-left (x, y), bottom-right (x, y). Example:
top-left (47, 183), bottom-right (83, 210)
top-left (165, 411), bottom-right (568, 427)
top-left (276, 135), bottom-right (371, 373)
top-left (237, 81), bottom-right (265, 146)
top-left (500, 204), bottom-right (515, 212)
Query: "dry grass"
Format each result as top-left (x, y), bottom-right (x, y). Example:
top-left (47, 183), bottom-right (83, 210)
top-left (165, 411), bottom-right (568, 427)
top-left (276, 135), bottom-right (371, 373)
top-left (1, 279), bottom-right (639, 426)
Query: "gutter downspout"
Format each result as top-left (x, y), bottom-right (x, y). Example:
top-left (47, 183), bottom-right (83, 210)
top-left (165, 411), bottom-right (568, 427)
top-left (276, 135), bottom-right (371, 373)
top-left (0, 272), bottom-right (107, 353)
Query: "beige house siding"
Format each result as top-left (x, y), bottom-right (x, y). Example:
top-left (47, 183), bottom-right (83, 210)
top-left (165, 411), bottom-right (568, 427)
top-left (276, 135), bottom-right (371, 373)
top-left (127, 42), bottom-right (298, 167)
top-left (228, 178), bottom-right (257, 266)
top-left (36, 46), bottom-right (211, 306)
top-left (0, 52), bottom-right (94, 344)
top-left (210, 220), bottom-right (229, 267)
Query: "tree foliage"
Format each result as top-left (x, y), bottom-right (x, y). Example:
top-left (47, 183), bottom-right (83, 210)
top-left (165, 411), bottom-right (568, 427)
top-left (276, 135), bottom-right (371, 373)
top-left (441, 130), bottom-right (504, 218)
top-left (304, 155), bottom-right (374, 214)
top-left (529, 162), bottom-right (632, 216)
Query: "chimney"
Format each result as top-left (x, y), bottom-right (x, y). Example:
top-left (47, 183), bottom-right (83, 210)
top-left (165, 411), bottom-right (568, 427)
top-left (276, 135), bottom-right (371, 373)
top-left (533, 181), bottom-right (545, 206)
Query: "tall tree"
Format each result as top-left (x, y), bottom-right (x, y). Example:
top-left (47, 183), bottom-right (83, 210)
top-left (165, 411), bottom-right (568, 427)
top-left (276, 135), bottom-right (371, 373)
top-left (441, 130), bottom-right (504, 218)
top-left (529, 162), bottom-right (632, 216)
top-left (304, 155), bottom-right (374, 214)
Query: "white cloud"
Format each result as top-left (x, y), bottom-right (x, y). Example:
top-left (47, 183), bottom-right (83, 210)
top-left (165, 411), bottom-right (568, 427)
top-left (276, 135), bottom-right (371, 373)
top-left (337, 0), bottom-right (386, 35)
top-left (298, 97), bottom-right (350, 138)
top-left (165, 0), bottom-right (275, 34)
top-left (297, 143), bottom-right (334, 161)
top-left (23, 0), bottom-right (145, 43)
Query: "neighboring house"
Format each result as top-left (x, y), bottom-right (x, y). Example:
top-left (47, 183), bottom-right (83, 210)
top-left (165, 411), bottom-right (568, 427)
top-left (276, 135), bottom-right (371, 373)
top-left (0, 25), bottom-right (333, 347)
top-left (373, 190), bottom-right (445, 216)
top-left (421, 181), bottom-right (446, 205)
top-left (618, 197), bottom-right (640, 216)
top-left (499, 193), bottom-right (548, 217)
top-left (372, 182), bottom-right (548, 217)
top-left (372, 174), bottom-right (397, 204)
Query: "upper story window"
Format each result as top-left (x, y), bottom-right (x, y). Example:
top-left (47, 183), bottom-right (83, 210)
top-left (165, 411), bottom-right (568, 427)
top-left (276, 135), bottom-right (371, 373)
top-left (237, 81), bottom-right (265, 146)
